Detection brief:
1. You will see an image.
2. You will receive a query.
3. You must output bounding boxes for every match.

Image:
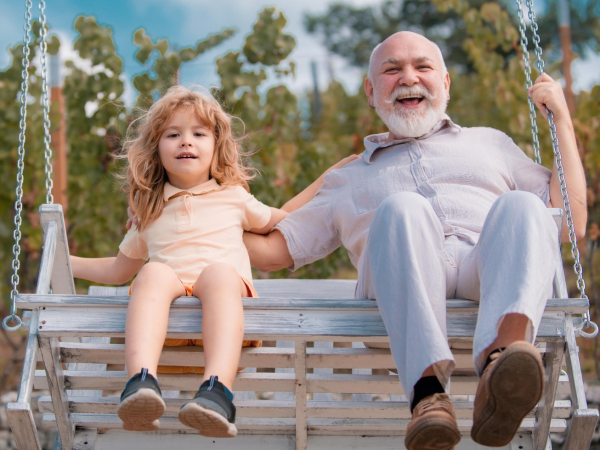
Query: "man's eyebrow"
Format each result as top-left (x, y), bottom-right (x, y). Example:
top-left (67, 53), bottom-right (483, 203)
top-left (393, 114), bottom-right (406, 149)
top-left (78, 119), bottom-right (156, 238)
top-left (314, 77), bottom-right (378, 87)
top-left (380, 56), bottom-right (434, 67)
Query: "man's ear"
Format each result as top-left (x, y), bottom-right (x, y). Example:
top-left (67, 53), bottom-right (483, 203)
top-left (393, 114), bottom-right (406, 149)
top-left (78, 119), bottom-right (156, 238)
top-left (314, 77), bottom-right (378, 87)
top-left (365, 77), bottom-right (375, 108)
top-left (444, 72), bottom-right (451, 102)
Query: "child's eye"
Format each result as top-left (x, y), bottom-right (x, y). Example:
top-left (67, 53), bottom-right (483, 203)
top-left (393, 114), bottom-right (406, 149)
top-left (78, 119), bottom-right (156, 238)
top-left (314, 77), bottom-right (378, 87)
top-left (194, 132), bottom-right (205, 137)
top-left (167, 133), bottom-right (179, 138)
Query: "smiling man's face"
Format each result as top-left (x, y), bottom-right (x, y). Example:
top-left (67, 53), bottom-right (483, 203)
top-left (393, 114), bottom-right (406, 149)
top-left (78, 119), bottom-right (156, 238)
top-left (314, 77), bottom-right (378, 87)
top-left (365, 32), bottom-right (451, 140)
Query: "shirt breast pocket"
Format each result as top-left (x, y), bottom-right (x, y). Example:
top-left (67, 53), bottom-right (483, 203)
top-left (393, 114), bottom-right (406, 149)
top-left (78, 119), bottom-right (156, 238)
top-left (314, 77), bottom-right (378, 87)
top-left (351, 168), bottom-right (407, 215)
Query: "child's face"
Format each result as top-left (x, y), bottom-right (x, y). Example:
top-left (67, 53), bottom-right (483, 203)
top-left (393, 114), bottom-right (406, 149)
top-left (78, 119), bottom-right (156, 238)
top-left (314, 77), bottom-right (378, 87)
top-left (158, 107), bottom-right (215, 189)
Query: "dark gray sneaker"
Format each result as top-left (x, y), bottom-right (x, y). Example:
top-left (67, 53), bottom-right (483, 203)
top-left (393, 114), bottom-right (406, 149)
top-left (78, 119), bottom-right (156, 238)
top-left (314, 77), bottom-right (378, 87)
top-left (178, 376), bottom-right (237, 437)
top-left (117, 368), bottom-right (165, 431)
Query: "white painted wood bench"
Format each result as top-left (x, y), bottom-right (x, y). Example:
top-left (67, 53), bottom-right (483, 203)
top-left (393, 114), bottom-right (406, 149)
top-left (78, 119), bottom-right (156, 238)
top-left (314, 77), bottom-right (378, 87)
top-left (5, 205), bottom-right (599, 450)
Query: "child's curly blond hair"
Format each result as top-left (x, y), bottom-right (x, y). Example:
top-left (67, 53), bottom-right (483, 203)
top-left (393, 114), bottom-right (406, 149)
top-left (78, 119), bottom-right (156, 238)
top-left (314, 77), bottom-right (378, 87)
top-left (121, 86), bottom-right (255, 231)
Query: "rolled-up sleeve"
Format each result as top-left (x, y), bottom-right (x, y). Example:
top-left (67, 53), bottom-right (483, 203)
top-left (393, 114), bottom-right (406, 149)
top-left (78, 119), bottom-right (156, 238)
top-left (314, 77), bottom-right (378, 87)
top-left (274, 176), bottom-right (342, 271)
top-left (502, 135), bottom-right (552, 205)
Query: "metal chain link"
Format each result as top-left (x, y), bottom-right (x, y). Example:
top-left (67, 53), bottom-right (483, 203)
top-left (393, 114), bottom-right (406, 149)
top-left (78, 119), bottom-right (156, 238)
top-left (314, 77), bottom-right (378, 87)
top-left (518, 0), bottom-right (598, 338)
top-left (3, 0), bottom-right (33, 332)
top-left (38, 0), bottom-right (53, 204)
top-left (514, 0), bottom-right (542, 164)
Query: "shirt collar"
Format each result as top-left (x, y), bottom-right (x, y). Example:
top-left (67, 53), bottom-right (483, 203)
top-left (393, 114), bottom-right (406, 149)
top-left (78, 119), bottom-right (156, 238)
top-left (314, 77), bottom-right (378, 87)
top-left (163, 178), bottom-right (222, 201)
top-left (362, 114), bottom-right (461, 164)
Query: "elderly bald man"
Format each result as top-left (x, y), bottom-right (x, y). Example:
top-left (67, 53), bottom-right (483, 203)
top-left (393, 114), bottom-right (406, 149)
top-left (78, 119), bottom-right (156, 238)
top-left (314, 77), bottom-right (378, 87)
top-left (244, 31), bottom-right (586, 449)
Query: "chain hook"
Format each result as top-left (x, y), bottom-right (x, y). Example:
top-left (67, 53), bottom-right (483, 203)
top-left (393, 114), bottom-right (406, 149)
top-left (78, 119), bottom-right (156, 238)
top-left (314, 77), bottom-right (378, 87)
top-left (2, 315), bottom-right (24, 332)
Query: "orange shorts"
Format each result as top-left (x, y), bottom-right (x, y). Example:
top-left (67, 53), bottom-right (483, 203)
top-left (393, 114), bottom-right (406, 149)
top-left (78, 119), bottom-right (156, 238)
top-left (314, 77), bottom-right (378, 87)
top-left (129, 275), bottom-right (262, 374)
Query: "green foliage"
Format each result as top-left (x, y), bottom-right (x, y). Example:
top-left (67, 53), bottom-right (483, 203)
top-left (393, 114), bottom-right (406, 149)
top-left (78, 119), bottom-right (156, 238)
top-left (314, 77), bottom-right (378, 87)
top-left (304, 0), bottom-right (518, 73)
top-left (62, 16), bottom-right (128, 298)
top-left (132, 27), bottom-right (236, 108)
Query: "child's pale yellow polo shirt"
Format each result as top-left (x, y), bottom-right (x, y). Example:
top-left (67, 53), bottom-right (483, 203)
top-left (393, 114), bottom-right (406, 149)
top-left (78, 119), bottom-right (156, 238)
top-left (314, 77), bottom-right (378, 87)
top-left (119, 178), bottom-right (271, 285)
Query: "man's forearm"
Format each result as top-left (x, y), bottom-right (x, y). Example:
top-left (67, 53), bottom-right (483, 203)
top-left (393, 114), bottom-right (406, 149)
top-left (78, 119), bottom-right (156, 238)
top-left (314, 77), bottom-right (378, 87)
top-left (548, 118), bottom-right (587, 240)
top-left (244, 230), bottom-right (294, 272)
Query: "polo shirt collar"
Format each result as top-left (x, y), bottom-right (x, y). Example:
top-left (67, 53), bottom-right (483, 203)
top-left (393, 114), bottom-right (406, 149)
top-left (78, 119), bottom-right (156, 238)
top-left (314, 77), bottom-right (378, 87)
top-left (362, 114), bottom-right (461, 164)
top-left (163, 178), bottom-right (222, 201)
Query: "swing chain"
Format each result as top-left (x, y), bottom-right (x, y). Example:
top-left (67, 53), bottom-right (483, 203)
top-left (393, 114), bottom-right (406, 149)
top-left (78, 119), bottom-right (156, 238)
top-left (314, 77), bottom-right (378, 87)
top-left (515, 0), bottom-right (541, 165)
top-left (4, 0), bottom-right (34, 332)
top-left (39, 0), bottom-right (54, 205)
top-left (520, 0), bottom-right (598, 338)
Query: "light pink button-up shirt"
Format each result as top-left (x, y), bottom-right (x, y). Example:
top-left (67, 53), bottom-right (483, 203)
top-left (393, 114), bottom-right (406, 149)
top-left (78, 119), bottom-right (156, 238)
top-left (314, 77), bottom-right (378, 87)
top-left (275, 116), bottom-right (552, 272)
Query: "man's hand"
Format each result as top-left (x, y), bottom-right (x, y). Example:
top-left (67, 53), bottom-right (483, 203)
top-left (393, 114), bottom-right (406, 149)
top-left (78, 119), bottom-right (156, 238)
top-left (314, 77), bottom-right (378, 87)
top-left (126, 206), bottom-right (138, 230)
top-left (528, 73), bottom-right (570, 122)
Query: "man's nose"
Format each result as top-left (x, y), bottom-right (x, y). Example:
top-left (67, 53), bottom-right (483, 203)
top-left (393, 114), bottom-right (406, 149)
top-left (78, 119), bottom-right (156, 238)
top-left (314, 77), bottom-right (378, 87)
top-left (399, 68), bottom-right (419, 86)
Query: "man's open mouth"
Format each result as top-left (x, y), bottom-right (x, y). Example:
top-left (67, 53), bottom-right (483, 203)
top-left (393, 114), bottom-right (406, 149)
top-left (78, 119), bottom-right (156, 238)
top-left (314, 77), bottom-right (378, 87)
top-left (396, 94), bottom-right (425, 106)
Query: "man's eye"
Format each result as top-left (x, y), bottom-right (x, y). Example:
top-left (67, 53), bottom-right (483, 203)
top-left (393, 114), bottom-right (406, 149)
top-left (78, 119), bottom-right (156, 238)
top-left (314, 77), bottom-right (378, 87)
top-left (385, 68), bottom-right (399, 73)
top-left (418, 66), bottom-right (431, 70)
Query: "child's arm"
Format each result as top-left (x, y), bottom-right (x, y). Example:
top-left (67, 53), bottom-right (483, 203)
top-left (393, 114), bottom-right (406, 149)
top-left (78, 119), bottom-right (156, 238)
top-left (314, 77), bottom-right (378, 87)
top-left (281, 154), bottom-right (360, 213)
top-left (71, 252), bottom-right (146, 285)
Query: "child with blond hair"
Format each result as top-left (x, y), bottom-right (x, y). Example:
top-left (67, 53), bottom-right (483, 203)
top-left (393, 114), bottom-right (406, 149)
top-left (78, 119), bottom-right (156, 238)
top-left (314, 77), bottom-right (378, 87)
top-left (70, 86), bottom-right (357, 437)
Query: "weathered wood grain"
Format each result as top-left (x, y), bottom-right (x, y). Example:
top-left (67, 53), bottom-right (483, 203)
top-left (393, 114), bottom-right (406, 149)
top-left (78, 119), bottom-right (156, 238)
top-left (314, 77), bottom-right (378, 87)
top-left (41, 413), bottom-right (567, 434)
top-left (87, 431), bottom-right (535, 450)
top-left (38, 336), bottom-right (74, 449)
top-left (5, 403), bottom-right (42, 450)
top-left (35, 307), bottom-right (567, 342)
top-left (36, 394), bottom-right (571, 420)
top-left (533, 340), bottom-right (565, 450)
top-left (17, 293), bottom-right (590, 314)
top-left (39, 204), bottom-right (75, 295)
top-left (295, 341), bottom-right (308, 450)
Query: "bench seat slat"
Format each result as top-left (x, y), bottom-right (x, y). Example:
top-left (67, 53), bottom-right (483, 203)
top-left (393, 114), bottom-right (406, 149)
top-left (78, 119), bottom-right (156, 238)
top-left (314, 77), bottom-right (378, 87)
top-left (37, 395), bottom-right (572, 420)
top-left (33, 370), bottom-right (571, 397)
top-left (17, 293), bottom-right (589, 314)
top-left (77, 429), bottom-right (533, 450)
top-left (41, 413), bottom-right (567, 434)
top-left (35, 307), bottom-right (567, 341)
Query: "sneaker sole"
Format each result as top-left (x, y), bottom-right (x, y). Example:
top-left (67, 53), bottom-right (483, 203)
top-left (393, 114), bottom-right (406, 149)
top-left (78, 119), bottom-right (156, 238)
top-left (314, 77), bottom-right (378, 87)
top-left (117, 388), bottom-right (165, 432)
top-left (471, 342), bottom-right (544, 447)
top-left (405, 417), bottom-right (461, 450)
top-left (178, 402), bottom-right (237, 438)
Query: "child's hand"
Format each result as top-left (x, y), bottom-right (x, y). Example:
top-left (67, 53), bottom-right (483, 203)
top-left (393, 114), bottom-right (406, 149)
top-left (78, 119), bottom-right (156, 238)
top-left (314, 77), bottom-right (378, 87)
top-left (528, 74), bottom-right (570, 122)
top-left (325, 154), bottom-right (361, 176)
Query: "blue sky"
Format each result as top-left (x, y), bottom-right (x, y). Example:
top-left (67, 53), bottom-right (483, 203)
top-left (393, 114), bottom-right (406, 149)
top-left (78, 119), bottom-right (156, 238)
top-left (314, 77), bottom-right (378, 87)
top-left (0, 0), bottom-right (598, 106)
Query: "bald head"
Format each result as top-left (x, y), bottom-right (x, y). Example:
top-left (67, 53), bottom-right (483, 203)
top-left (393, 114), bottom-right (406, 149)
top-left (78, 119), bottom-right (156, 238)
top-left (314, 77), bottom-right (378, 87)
top-left (368, 31), bottom-right (447, 81)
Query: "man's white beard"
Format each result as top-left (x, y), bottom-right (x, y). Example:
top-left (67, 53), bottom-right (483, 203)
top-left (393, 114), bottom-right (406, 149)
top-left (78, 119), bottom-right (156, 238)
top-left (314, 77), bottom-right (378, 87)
top-left (374, 85), bottom-right (447, 139)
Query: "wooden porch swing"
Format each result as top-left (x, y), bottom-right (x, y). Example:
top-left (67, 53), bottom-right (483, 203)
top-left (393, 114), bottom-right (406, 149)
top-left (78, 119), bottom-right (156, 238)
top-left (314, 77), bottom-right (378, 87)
top-left (4, 0), bottom-right (600, 449)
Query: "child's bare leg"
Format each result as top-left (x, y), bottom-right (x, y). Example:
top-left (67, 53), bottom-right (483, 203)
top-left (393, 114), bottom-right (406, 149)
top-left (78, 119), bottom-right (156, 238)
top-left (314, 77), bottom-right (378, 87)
top-left (126, 262), bottom-right (186, 378)
top-left (193, 263), bottom-right (246, 390)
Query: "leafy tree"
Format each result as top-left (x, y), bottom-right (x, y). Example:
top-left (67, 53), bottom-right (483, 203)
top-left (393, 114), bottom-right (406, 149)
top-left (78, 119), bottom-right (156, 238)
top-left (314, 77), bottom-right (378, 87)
top-left (304, 0), bottom-right (600, 74)
top-left (132, 26), bottom-right (236, 108)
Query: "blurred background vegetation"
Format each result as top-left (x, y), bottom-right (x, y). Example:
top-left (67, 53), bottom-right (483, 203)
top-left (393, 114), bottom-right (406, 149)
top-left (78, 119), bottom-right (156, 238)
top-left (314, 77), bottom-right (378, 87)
top-left (1, 0), bottom-right (600, 372)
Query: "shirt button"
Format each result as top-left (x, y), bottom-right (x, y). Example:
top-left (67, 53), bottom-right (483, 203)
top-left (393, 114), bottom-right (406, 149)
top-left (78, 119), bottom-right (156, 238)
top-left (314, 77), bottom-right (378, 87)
top-left (181, 211), bottom-right (186, 216)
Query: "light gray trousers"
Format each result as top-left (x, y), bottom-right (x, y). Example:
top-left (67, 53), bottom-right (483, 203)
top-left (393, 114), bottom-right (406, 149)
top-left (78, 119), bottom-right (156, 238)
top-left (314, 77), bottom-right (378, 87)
top-left (357, 191), bottom-right (559, 398)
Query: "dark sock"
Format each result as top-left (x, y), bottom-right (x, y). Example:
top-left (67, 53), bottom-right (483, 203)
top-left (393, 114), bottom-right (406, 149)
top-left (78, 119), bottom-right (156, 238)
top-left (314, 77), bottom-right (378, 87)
top-left (410, 376), bottom-right (445, 412)
top-left (483, 347), bottom-right (506, 372)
